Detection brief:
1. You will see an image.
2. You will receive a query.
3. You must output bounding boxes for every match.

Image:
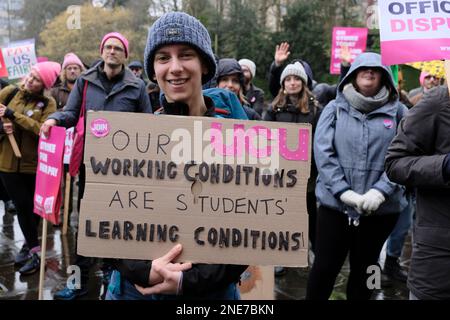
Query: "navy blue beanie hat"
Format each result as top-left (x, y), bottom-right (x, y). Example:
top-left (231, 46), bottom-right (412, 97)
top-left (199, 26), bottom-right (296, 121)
top-left (144, 12), bottom-right (216, 84)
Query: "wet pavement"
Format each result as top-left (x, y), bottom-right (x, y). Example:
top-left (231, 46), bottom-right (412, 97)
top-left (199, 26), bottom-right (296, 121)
top-left (0, 200), bottom-right (410, 300)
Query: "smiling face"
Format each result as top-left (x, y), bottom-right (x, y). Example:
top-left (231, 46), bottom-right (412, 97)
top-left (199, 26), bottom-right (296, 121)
top-left (153, 44), bottom-right (207, 106)
top-left (355, 67), bottom-right (383, 97)
top-left (101, 38), bottom-right (126, 68)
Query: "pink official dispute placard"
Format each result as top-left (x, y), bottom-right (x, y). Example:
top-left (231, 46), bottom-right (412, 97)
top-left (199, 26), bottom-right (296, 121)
top-left (330, 27), bottom-right (368, 74)
top-left (34, 126), bottom-right (66, 225)
top-left (378, 0), bottom-right (450, 65)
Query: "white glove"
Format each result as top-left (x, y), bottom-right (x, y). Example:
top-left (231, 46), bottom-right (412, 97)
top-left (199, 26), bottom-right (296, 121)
top-left (340, 190), bottom-right (364, 211)
top-left (361, 189), bottom-right (385, 213)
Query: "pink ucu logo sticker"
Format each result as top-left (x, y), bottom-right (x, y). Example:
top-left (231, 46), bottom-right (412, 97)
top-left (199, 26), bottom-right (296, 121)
top-left (90, 118), bottom-right (110, 138)
top-left (383, 119), bottom-right (394, 129)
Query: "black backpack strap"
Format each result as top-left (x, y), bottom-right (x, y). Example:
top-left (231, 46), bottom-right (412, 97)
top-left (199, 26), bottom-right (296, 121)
top-left (2, 86), bottom-right (19, 106)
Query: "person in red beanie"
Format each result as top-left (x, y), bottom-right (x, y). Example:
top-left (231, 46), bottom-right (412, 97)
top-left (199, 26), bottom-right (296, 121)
top-left (0, 61), bottom-right (60, 275)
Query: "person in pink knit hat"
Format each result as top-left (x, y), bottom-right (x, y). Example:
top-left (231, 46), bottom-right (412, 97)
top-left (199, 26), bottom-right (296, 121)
top-left (0, 61), bottom-right (60, 276)
top-left (41, 31), bottom-right (150, 301)
top-left (51, 53), bottom-right (85, 110)
top-left (408, 71), bottom-right (440, 106)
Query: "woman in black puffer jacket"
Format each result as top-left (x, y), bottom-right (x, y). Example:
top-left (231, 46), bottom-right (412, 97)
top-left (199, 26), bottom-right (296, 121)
top-left (264, 61), bottom-right (322, 258)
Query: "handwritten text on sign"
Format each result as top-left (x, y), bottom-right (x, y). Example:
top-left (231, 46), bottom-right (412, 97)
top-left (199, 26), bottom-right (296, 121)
top-left (78, 112), bottom-right (311, 266)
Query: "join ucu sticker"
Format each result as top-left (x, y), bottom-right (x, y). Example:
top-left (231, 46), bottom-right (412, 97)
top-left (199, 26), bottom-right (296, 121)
top-left (383, 119), bottom-right (394, 129)
top-left (90, 118), bottom-right (110, 138)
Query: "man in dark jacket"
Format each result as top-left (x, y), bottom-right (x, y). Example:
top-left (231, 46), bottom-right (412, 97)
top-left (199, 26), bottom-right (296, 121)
top-left (41, 32), bottom-right (152, 300)
top-left (238, 59), bottom-right (265, 116)
top-left (385, 85), bottom-right (450, 300)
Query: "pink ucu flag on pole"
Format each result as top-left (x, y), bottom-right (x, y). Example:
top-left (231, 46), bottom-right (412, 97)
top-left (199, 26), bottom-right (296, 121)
top-left (34, 126), bottom-right (66, 225)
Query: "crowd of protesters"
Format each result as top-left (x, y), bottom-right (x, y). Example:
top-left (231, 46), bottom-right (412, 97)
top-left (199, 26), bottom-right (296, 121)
top-left (0, 10), bottom-right (448, 301)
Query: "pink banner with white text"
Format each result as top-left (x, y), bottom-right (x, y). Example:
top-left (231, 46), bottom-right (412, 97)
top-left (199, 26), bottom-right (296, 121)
top-left (330, 27), bottom-right (368, 74)
top-left (34, 126), bottom-right (66, 225)
top-left (378, 0), bottom-right (450, 65)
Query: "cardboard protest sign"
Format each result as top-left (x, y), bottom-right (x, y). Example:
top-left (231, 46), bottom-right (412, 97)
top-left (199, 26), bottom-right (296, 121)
top-left (330, 27), bottom-right (368, 74)
top-left (378, 0), bottom-right (450, 65)
top-left (78, 112), bottom-right (310, 266)
top-left (1, 39), bottom-right (37, 80)
top-left (34, 126), bottom-right (66, 225)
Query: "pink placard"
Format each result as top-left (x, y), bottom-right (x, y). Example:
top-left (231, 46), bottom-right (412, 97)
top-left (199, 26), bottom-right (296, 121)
top-left (34, 126), bottom-right (66, 224)
top-left (378, 0), bottom-right (450, 65)
top-left (0, 50), bottom-right (7, 78)
top-left (330, 27), bottom-right (368, 74)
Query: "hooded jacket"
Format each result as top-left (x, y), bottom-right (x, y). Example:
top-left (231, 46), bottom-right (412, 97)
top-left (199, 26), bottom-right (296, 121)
top-left (314, 52), bottom-right (408, 218)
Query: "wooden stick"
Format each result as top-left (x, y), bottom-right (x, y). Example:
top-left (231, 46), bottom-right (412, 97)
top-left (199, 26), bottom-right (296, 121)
top-left (61, 233), bottom-right (70, 271)
top-left (38, 218), bottom-right (48, 300)
top-left (62, 172), bottom-right (71, 235)
top-left (445, 60), bottom-right (450, 96)
top-left (7, 133), bottom-right (22, 158)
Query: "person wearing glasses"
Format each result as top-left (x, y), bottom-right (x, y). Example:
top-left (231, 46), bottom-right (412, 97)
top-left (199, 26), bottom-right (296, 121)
top-left (408, 72), bottom-right (440, 106)
top-left (41, 31), bottom-right (151, 300)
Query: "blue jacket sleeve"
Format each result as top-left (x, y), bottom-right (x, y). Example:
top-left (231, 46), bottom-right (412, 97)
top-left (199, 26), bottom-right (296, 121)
top-left (313, 102), bottom-right (351, 197)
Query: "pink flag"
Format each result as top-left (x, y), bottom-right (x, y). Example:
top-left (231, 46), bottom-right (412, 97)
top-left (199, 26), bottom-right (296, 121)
top-left (34, 126), bottom-right (66, 224)
top-left (330, 27), bottom-right (368, 74)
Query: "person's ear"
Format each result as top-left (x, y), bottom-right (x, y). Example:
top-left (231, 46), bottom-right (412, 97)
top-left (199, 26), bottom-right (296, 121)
top-left (201, 64), bottom-right (208, 76)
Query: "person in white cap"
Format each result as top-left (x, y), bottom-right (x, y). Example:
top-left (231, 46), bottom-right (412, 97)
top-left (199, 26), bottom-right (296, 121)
top-left (265, 61), bottom-right (322, 277)
top-left (238, 58), bottom-right (265, 116)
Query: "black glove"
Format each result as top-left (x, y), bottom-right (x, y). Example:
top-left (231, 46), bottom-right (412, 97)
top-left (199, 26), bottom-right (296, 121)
top-left (4, 107), bottom-right (15, 119)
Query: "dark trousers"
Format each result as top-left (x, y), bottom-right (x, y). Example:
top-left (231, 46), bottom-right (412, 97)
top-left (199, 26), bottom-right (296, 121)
top-left (72, 164), bottom-right (111, 286)
top-left (0, 178), bottom-right (10, 201)
top-left (307, 191), bottom-right (317, 253)
top-left (306, 206), bottom-right (399, 300)
top-left (0, 172), bottom-right (40, 248)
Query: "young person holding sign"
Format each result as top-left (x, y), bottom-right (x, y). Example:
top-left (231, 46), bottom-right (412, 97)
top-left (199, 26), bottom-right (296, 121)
top-left (106, 12), bottom-right (248, 300)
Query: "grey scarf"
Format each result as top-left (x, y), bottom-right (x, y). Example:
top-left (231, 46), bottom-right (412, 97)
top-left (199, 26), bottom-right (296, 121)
top-left (343, 83), bottom-right (390, 113)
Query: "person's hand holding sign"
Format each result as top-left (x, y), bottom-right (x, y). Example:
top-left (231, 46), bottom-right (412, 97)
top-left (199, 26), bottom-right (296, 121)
top-left (135, 244), bottom-right (192, 295)
top-left (2, 122), bottom-right (13, 134)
